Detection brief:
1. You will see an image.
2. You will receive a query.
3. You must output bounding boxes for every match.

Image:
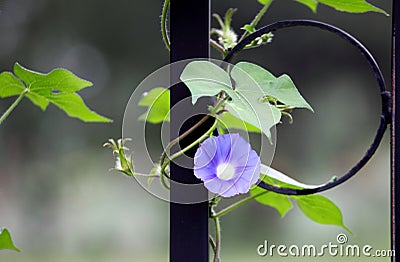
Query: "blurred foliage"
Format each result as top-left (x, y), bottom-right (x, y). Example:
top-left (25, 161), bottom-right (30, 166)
top-left (0, 228), bottom-right (20, 252)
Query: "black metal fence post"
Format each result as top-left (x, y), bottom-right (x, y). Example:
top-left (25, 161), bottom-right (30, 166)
top-left (392, 0), bottom-right (400, 260)
top-left (169, 0), bottom-right (210, 261)
top-left (166, 0), bottom-right (396, 260)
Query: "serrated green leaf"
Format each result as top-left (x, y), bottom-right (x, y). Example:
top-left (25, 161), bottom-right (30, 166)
top-left (294, 195), bottom-right (351, 232)
top-left (317, 0), bottom-right (387, 15)
top-left (138, 87), bottom-right (170, 124)
top-left (296, 0), bottom-right (318, 12)
top-left (218, 111), bottom-right (261, 133)
top-left (0, 63), bottom-right (111, 122)
top-left (251, 186), bottom-right (293, 217)
top-left (0, 228), bottom-right (20, 252)
top-left (235, 62), bottom-right (313, 112)
top-left (0, 72), bottom-right (25, 98)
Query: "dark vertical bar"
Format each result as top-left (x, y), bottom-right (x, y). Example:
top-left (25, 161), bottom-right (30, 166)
top-left (169, 0), bottom-right (210, 261)
top-left (392, 0), bottom-right (400, 260)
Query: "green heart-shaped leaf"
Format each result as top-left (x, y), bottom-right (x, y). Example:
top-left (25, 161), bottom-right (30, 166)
top-left (294, 195), bottom-right (351, 232)
top-left (234, 62), bottom-right (313, 112)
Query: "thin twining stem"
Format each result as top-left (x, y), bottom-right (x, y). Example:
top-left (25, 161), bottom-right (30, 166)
top-left (0, 89), bottom-right (28, 125)
top-left (211, 190), bottom-right (269, 218)
top-left (159, 96), bottom-right (227, 166)
top-left (160, 117), bottom-right (218, 175)
top-left (161, 0), bottom-right (170, 51)
top-left (238, 0), bottom-right (274, 43)
top-left (212, 215), bottom-right (221, 262)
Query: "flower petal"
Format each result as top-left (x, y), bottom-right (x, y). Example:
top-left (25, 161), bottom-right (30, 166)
top-left (194, 133), bottom-right (261, 197)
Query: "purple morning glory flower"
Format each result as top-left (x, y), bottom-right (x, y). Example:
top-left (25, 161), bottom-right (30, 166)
top-left (194, 134), bottom-right (261, 197)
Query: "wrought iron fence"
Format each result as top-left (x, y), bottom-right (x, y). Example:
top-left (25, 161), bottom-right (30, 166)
top-left (169, 0), bottom-right (397, 261)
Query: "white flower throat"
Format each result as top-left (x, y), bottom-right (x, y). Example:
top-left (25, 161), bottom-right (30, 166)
top-left (216, 162), bottom-right (236, 180)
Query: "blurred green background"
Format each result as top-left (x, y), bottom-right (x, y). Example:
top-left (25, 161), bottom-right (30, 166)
top-left (0, 0), bottom-right (393, 261)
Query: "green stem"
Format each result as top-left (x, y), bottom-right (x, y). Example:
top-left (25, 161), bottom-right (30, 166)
top-left (159, 97), bottom-right (227, 167)
top-left (210, 199), bottom-right (222, 262)
top-left (160, 172), bottom-right (170, 190)
top-left (133, 173), bottom-right (160, 178)
top-left (160, 113), bottom-right (211, 165)
top-left (209, 234), bottom-right (217, 253)
top-left (212, 190), bottom-right (269, 218)
top-left (213, 216), bottom-right (221, 262)
top-left (217, 124), bottom-right (225, 135)
top-left (210, 39), bottom-right (227, 56)
top-left (161, 0), bottom-right (170, 51)
top-left (281, 111), bottom-right (293, 124)
top-left (238, 0), bottom-right (273, 43)
top-left (160, 118), bottom-right (218, 174)
top-left (0, 89), bottom-right (28, 125)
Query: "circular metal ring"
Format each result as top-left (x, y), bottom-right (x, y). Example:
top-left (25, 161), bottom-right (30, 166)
top-left (224, 20), bottom-right (391, 195)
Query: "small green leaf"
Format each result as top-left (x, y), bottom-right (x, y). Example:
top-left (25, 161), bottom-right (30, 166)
top-left (296, 0), bottom-right (318, 12)
top-left (317, 0), bottom-right (388, 15)
top-left (234, 62), bottom-right (313, 112)
top-left (218, 111), bottom-right (261, 133)
top-left (0, 63), bottom-right (112, 122)
top-left (0, 228), bottom-right (20, 252)
top-left (138, 88), bottom-right (170, 124)
top-left (251, 186), bottom-right (293, 217)
top-left (0, 72), bottom-right (25, 98)
top-left (223, 8), bottom-right (237, 31)
top-left (294, 195), bottom-right (351, 232)
top-left (241, 24), bottom-right (256, 34)
top-left (148, 164), bottom-right (161, 187)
